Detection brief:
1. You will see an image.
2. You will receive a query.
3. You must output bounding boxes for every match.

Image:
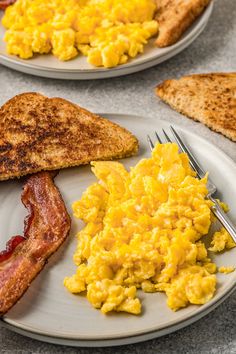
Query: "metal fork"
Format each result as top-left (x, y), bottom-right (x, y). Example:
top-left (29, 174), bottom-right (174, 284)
top-left (147, 126), bottom-right (236, 243)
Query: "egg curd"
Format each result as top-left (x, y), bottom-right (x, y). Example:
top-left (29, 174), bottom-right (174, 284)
top-left (2, 0), bottom-right (158, 67)
top-left (64, 143), bottom-right (235, 315)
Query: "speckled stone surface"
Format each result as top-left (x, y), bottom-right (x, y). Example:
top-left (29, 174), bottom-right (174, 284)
top-left (0, 0), bottom-right (235, 352)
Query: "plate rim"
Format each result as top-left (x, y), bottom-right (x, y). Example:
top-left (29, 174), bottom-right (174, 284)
top-left (1, 112), bottom-right (236, 344)
top-left (1, 284), bottom-right (235, 347)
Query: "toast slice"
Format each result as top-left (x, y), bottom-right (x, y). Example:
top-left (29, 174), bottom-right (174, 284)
top-left (0, 93), bottom-right (138, 181)
top-left (155, 0), bottom-right (211, 47)
top-left (156, 72), bottom-right (236, 141)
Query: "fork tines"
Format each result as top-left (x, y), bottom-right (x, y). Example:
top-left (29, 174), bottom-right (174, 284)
top-left (147, 131), bottom-right (163, 150)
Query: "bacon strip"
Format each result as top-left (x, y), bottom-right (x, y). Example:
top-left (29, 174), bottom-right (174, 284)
top-left (0, 172), bottom-right (71, 315)
top-left (0, 236), bottom-right (25, 263)
top-left (0, 0), bottom-right (16, 10)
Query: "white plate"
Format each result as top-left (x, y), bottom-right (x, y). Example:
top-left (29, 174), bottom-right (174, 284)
top-left (0, 113), bottom-right (236, 347)
top-left (0, 3), bottom-right (213, 79)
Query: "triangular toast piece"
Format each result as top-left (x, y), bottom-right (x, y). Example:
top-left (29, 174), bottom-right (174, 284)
top-left (0, 93), bottom-right (138, 180)
top-left (156, 72), bottom-right (236, 141)
top-left (155, 0), bottom-right (211, 47)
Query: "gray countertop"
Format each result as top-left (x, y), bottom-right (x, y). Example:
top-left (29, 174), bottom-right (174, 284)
top-left (0, 0), bottom-right (235, 352)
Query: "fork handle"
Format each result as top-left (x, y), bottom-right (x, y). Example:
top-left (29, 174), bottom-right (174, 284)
top-left (209, 196), bottom-right (236, 243)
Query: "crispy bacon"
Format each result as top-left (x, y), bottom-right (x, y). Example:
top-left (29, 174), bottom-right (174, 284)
top-left (0, 236), bottom-right (25, 263)
top-left (0, 172), bottom-right (71, 315)
top-left (0, 0), bottom-right (16, 10)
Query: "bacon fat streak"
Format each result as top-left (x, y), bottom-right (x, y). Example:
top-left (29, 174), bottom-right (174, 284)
top-left (0, 172), bottom-right (71, 315)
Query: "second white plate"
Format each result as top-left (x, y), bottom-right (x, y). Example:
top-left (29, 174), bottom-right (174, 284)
top-left (0, 2), bottom-right (213, 79)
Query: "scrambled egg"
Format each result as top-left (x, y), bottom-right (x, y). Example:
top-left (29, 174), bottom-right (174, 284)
top-left (218, 266), bottom-right (235, 274)
top-left (209, 227), bottom-right (236, 252)
top-left (64, 143), bottom-right (235, 314)
top-left (2, 0), bottom-right (158, 67)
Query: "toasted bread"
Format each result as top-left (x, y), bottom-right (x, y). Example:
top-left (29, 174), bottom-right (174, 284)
top-left (156, 72), bottom-right (236, 141)
top-left (155, 0), bottom-right (211, 47)
top-left (0, 93), bottom-right (138, 180)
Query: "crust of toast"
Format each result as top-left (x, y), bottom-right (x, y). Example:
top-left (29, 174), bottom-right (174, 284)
top-left (155, 0), bottom-right (211, 47)
top-left (0, 93), bottom-right (138, 180)
top-left (156, 72), bottom-right (236, 141)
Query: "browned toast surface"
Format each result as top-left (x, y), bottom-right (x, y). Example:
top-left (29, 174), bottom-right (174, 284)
top-left (156, 72), bottom-right (236, 141)
top-left (0, 93), bottom-right (138, 180)
top-left (155, 0), bottom-right (211, 47)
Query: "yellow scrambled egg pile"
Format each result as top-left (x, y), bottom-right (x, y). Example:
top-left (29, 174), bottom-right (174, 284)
top-left (64, 143), bottom-right (235, 314)
top-left (2, 0), bottom-right (158, 67)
